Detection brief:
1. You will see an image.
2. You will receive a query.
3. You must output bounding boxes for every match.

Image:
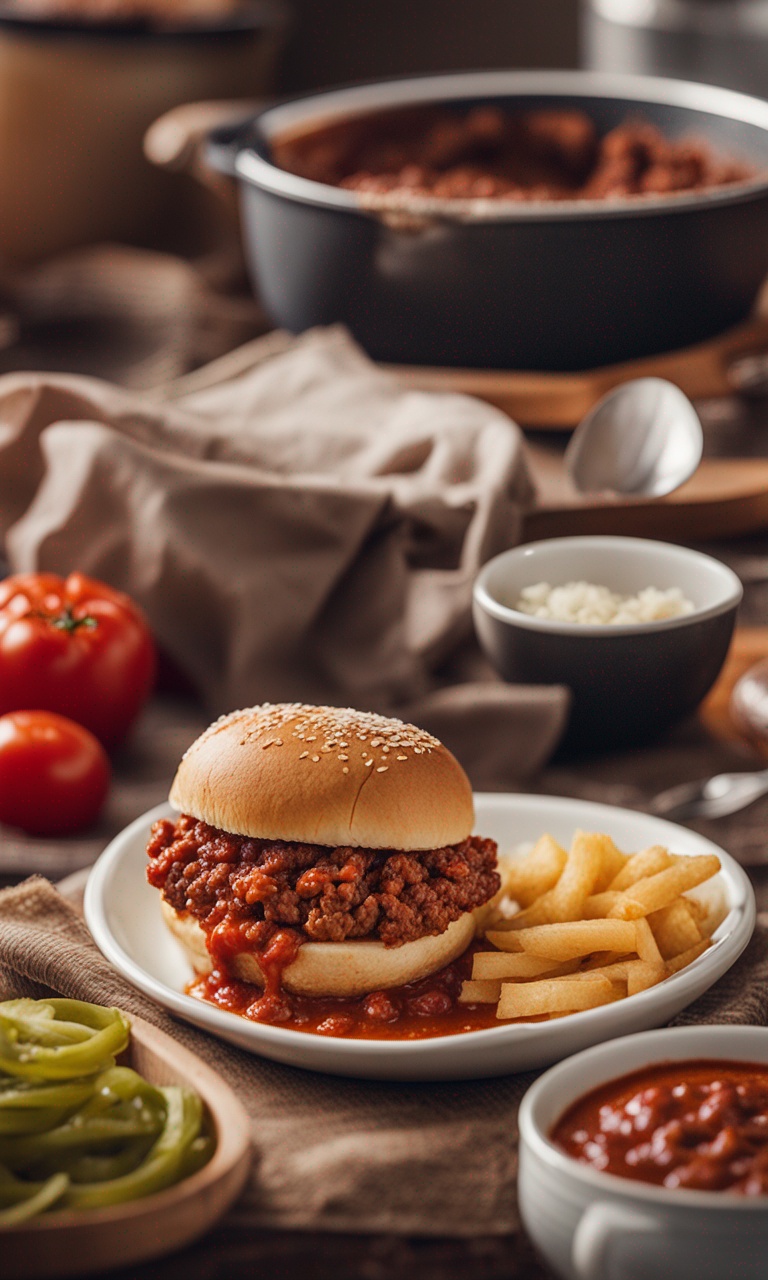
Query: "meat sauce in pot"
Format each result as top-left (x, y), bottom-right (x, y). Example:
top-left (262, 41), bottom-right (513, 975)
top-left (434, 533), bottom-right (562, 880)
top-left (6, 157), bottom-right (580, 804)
top-left (273, 105), bottom-right (754, 203)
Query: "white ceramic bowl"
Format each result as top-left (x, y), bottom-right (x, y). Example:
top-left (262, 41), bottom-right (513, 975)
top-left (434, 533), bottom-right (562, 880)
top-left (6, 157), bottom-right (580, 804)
top-left (473, 535), bottom-right (743, 751)
top-left (84, 792), bottom-right (754, 1081)
top-left (519, 1025), bottom-right (768, 1280)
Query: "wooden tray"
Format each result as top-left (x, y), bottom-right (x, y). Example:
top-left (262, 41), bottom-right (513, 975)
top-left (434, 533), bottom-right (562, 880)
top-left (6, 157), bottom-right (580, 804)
top-left (388, 315), bottom-right (768, 430)
top-left (4, 1013), bottom-right (251, 1280)
top-left (522, 453), bottom-right (768, 543)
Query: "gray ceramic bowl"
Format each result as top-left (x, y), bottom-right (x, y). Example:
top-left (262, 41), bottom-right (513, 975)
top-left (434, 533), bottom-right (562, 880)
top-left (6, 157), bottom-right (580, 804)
top-left (473, 536), bottom-right (742, 752)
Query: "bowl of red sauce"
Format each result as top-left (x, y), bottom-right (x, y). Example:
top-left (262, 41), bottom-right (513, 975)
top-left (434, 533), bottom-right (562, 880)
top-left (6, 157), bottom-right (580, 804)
top-left (518, 1025), bottom-right (768, 1280)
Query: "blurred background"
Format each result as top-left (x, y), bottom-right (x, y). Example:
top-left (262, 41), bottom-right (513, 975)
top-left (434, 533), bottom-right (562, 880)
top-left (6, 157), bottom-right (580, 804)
top-left (281, 0), bottom-right (579, 89)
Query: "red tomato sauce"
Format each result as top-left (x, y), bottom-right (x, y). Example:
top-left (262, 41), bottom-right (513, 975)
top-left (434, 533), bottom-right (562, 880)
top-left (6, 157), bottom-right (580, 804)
top-left (187, 939), bottom-right (505, 1040)
top-left (553, 1060), bottom-right (768, 1194)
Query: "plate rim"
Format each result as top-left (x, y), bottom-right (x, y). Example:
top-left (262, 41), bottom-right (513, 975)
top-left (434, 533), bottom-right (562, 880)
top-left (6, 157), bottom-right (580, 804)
top-left (84, 793), bottom-right (756, 1063)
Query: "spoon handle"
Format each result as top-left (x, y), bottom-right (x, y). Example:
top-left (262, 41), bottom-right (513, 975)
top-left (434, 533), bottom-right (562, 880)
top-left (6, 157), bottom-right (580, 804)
top-left (649, 766), bottom-right (768, 821)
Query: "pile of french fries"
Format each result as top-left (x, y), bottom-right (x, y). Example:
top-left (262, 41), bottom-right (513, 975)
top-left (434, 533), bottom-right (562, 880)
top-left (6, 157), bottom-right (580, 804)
top-left (465, 831), bottom-right (724, 1021)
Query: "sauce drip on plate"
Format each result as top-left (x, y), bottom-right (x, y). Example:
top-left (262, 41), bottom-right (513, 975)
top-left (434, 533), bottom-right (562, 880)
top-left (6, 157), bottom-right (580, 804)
top-left (187, 941), bottom-right (509, 1040)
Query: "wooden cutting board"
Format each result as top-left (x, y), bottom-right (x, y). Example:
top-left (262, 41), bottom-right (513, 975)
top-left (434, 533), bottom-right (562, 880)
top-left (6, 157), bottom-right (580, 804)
top-left (388, 315), bottom-right (768, 430)
top-left (700, 627), bottom-right (768, 756)
top-left (391, 315), bottom-right (768, 541)
top-left (522, 453), bottom-right (768, 542)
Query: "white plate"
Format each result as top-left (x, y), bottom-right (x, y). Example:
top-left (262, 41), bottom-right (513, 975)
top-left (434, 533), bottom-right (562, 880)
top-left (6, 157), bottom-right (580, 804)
top-left (84, 794), bottom-right (755, 1081)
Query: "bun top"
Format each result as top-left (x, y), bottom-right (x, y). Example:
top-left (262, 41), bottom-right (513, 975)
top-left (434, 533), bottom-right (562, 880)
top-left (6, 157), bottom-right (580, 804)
top-left (169, 703), bottom-right (474, 851)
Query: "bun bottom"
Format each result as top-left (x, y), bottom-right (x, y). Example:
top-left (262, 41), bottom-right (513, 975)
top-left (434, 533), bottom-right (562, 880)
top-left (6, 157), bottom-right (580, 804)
top-left (160, 899), bottom-right (476, 998)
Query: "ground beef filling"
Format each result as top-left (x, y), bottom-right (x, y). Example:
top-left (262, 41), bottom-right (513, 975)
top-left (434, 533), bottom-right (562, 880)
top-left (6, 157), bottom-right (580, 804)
top-left (147, 815), bottom-right (500, 953)
top-left (275, 106), bottom-right (754, 202)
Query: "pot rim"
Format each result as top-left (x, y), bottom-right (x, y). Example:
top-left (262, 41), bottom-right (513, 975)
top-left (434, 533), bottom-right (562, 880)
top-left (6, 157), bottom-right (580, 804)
top-left (228, 69), bottom-right (768, 222)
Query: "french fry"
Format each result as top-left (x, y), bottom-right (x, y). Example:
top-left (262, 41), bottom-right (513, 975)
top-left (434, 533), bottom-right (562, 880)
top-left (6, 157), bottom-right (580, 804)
top-left (572, 960), bottom-right (633, 982)
top-left (459, 979), bottom-right (502, 1004)
top-left (506, 918), bottom-right (638, 961)
top-left (582, 891), bottom-right (623, 919)
top-left (647, 899), bottom-right (701, 959)
top-left (626, 959), bottom-right (666, 995)
top-left (484, 929), bottom-right (525, 952)
top-left (545, 830), bottom-right (607, 922)
top-left (685, 896), bottom-right (707, 924)
top-left (589, 834), bottom-right (628, 893)
top-left (581, 950), bottom-right (634, 970)
top-left (608, 856), bottom-right (721, 920)
top-left (501, 834), bottom-right (568, 907)
top-left (694, 892), bottom-right (729, 941)
top-left (472, 952), bottom-right (580, 980)
top-left (608, 846), bottom-right (672, 892)
top-left (634, 916), bottom-right (664, 968)
top-left (498, 899), bottom-right (554, 930)
top-left (665, 938), bottom-right (712, 975)
top-left (480, 830), bottom-right (723, 1023)
top-left (496, 973), bottom-right (617, 1019)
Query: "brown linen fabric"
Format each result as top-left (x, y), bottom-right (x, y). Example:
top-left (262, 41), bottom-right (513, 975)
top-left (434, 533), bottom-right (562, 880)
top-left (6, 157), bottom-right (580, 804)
top-left (1, 876), bottom-right (767, 1237)
top-left (0, 324), bottom-right (568, 788)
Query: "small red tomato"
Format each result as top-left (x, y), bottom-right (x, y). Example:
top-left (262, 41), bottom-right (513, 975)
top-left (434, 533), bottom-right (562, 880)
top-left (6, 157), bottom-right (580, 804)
top-left (0, 711), bottom-right (110, 836)
top-left (0, 572), bottom-right (156, 746)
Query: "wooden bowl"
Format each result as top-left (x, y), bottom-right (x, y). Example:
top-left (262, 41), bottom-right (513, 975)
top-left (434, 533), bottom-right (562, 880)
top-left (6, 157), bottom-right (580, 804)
top-left (3, 1013), bottom-right (251, 1279)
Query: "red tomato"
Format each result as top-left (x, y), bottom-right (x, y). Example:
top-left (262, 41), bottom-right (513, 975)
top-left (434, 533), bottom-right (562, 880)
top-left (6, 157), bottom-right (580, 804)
top-left (0, 711), bottom-right (110, 836)
top-left (0, 573), bottom-right (156, 746)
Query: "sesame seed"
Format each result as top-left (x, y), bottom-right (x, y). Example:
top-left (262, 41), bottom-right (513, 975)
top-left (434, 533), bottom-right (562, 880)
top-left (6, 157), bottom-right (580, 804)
top-left (396, 755), bottom-right (407, 761)
top-left (312, 754), bottom-right (320, 762)
top-left (299, 751), bottom-right (309, 760)
top-left (342, 766), bottom-right (349, 774)
top-left (382, 745), bottom-right (390, 753)
top-left (187, 703), bottom-right (441, 762)
top-left (339, 753), bottom-right (348, 761)
top-left (364, 758), bottom-right (373, 767)
top-left (377, 766), bottom-right (388, 772)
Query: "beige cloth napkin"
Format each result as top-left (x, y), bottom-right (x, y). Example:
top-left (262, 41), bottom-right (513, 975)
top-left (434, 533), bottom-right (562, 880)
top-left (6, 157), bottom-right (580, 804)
top-left (1, 877), bottom-right (767, 1237)
top-left (0, 323), bottom-right (568, 787)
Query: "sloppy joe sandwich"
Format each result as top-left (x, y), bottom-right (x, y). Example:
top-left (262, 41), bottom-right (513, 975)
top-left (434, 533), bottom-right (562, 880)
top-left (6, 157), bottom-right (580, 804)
top-left (147, 703), bottom-right (500, 1026)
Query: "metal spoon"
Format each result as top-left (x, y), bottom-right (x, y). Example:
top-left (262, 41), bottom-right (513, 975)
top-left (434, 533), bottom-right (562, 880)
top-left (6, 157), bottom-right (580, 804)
top-left (649, 661), bottom-right (768, 822)
top-left (565, 377), bottom-right (704, 498)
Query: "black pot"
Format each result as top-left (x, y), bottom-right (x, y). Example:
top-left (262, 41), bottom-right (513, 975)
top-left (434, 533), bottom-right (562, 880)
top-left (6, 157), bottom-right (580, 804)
top-left (206, 70), bottom-right (768, 372)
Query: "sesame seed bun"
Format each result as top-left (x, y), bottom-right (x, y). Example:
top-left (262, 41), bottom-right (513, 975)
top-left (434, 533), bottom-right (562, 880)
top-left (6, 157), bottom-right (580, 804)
top-left (169, 703), bottom-right (474, 851)
top-left (159, 704), bottom-right (482, 1001)
top-left (161, 899), bottom-right (477, 998)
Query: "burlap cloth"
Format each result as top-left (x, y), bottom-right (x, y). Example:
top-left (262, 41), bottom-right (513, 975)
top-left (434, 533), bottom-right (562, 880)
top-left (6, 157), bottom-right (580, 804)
top-left (0, 873), bottom-right (766, 1238)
